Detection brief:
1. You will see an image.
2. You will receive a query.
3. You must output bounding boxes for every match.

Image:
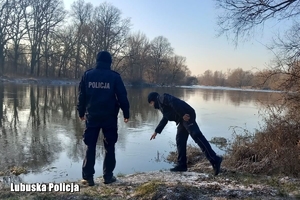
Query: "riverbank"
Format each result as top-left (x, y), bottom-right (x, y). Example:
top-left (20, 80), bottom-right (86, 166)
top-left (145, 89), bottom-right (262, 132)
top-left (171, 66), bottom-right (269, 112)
top-left (1, 163), bottom-right (300, 200)
top-left (0, 76), bottom-right (79, 85)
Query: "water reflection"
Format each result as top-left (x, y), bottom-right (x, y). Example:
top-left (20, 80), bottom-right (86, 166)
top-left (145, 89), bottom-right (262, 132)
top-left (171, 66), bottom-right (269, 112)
top-left (0, 84), bottom-right (73, 171)
top-left (0, 84), bottom-right (281, 184)
top-left (199, 88), bottom-right (282, 106)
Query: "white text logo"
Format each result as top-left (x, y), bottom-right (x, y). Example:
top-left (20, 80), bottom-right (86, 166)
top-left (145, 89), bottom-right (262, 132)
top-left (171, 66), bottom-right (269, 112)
top-left (88, 82), bottom-right (110, 89)
top-left (11, 183), bottom-right (80, 193)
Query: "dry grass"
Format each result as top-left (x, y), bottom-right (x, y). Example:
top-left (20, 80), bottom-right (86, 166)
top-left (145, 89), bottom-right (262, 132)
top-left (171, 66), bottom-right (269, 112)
top-left (166, 144), bottom-right (207, 167)
top-left (133, 180), bottom-right (163, 197)
top-left (224, 104), bottom-right (300, 177)
top-left (0, 166), bottom-right (28, 177)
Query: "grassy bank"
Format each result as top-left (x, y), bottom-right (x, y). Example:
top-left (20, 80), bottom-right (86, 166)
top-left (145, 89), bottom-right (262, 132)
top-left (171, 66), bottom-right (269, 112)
top-left (1, 172), bottom-right (299, 200)
top-left (1, 144), bottom-right (300, 200)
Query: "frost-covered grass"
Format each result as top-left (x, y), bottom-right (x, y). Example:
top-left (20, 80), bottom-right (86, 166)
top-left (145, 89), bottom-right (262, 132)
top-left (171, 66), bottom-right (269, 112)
top-left (1, 170), bottom-right (299, 200)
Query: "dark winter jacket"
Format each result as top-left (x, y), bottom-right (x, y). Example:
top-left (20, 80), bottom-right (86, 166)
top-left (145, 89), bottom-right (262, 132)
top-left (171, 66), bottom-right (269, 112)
top-left (154, 93), bottom-right (195, 133)
top-left (77, 61), bottom-right (130, 121)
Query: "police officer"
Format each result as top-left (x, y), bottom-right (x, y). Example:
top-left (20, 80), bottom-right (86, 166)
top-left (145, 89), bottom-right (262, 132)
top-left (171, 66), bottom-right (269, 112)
top-left (77, 51), bottom-right (130, 186)
top-left (148, 92), bottom-right (222, 175)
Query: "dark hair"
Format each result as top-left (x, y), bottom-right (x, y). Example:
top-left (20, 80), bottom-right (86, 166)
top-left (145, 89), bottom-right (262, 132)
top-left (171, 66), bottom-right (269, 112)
top-left (147, 92), bottom-right (159, 103)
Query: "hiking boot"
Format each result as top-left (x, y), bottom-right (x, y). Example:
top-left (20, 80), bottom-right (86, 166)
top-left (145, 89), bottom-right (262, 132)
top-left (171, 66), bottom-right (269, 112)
top-left (213, 156), bottom-right (223, 176)
top-left (104, 176), bottom-right (117, 184)
top-left (170, 165), bottom-right (187, 172)
top-left (81, 178), bottom-right (95, 186)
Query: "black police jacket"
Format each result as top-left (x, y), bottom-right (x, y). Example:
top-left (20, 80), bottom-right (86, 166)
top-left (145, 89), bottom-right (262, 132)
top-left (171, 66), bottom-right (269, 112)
top-left (155, 93), bottom-right (195, 133)
top-left (77, 62), bottom-right (130, 120)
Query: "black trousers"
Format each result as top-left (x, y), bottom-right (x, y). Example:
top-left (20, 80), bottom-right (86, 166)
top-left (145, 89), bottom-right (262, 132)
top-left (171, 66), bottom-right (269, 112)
top-left (82, 117), bottom-right (118, 180)
top-left (176, 116), bottom-right (219, 167)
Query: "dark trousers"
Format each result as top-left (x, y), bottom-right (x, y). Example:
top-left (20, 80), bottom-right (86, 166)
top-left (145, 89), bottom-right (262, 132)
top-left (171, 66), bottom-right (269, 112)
top-left (82, 118), bottom-right (118, 180)
top-left (176, 116), bottom-right (219, 167)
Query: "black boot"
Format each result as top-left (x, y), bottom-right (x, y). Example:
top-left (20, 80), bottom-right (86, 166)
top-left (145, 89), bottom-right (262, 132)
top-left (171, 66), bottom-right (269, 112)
top-left (213, 157), bottom-right (223, 176)
top-left (103, 176), bottom-right (117, 184)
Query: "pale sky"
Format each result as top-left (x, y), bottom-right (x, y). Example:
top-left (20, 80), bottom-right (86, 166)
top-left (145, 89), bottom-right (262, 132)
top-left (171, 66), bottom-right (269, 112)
top-left (63, 0), bottom-right (286, 76)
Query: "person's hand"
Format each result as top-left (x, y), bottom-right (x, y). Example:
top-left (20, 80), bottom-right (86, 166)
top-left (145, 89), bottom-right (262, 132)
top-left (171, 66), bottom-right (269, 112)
top-left (150, 132), bottom-right (157, 140)
top-left (80, 116), bottom-right (86, 121)
top-left (124, 118), bottom-right (129, 123)
top-left (183, 114), bottom-right (190, 121)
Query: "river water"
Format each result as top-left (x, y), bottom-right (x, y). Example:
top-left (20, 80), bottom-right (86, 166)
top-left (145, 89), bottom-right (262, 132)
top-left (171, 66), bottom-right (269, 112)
top-left (0, 83), bottom-right (281, 183)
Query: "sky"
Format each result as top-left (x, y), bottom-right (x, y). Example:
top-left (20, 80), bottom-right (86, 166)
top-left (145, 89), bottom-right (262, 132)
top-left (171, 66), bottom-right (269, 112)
top-left (63, 0), bottom-right (286, 76)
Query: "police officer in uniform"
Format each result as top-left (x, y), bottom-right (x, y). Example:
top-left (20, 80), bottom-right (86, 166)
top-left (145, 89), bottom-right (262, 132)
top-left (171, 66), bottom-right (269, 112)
top-left (148, 92), bottom-right (222, 175)
top-left (77, 51), bottom-right (130, 186)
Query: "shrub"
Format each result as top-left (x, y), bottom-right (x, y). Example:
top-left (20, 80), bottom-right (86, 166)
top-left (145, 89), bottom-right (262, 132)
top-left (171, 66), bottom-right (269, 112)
top-left (224, 103), bottom-right (300, 177)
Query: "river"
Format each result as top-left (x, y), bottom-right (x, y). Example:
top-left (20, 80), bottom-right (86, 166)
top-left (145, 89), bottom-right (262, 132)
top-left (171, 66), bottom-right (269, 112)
top-left (0, 83), bottom-right (281, 183)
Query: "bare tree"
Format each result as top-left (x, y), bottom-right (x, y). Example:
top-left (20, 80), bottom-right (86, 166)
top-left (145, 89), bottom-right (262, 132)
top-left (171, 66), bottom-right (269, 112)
top-left (270, 22), bottom-right (300, 95)
top-left (123, 31), bottom-right (150, 84)
top-left (22, 0), bottom-right (65, 76)
top-left (215, 0), bottom-right (300, 44)
top-left (200, 70), bottom-right (214, 86)
top-left (91, 2), bottom-right (131, 72)
top-left (167, 55), bottom-right (187, 86)
top-left (227, 68), bottom-right (254, 88)
top-left (148, 36), bottom-right (174, 84)
top-left (216, 0), bottom-right (300, 90)
top-left (70, 0), bottom-right (93, 78)
top-left (55, 26), bottom-right (77, 78)
top-left (213, 70), bottom-right (226, 86)
top-left (40, 0), bottom-right (66, 77)
top-left (215, 0), bottom-right (300, 91)
top-left (0, 0), bottom-right (15, 75)
top-left (5, 0), bottom-right (28, 74)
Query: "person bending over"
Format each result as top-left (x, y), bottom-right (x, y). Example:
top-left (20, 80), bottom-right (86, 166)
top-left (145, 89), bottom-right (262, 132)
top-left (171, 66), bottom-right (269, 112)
top-left (148, 92), bottom-right (222, 175)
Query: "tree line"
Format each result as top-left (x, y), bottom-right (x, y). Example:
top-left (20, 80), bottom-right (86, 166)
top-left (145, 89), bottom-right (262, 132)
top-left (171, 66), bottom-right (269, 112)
top-left (214, 0), bottom-right (300, 94)
top-left (0, 0), bottom-right (197, 86)
top-left (197, 68), bottom-right (289, 90)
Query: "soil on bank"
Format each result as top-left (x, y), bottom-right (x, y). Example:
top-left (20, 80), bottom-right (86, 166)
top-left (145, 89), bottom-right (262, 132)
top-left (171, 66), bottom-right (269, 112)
top-left (1, 163), bottom-right (300, 200)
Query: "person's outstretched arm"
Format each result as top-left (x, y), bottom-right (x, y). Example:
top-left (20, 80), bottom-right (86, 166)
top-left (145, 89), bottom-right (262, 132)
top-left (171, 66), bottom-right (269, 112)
top-left (150, 116), bottom-right (168, 140)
